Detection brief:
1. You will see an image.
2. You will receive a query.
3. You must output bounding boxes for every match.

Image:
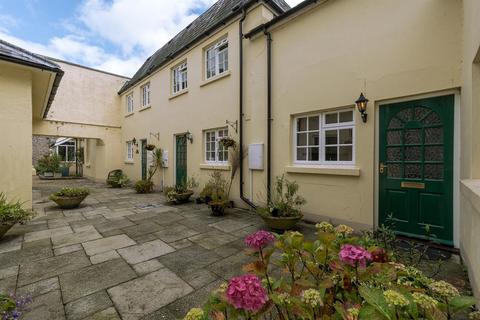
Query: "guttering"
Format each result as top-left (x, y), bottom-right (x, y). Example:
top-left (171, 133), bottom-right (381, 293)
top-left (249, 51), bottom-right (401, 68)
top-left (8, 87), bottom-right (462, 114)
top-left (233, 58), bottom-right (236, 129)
top-left (239, 7), bottom-right (257, 209)
top-left (245, 0), bottom-right (324, 39)
top-left (265, 30), bottom-right (273, 203)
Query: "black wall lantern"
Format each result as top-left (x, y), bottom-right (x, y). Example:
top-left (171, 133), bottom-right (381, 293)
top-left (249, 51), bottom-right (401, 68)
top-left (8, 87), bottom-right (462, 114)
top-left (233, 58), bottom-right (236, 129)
top-left (355, 93), bottom-right (369, 123)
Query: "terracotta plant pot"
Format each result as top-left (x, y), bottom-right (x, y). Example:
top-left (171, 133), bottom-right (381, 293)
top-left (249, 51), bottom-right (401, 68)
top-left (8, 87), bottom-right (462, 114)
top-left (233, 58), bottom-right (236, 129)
top-left (174, 191), bottom-right (194, 203)
top-left (51, 195), bottom-right (87, 209)
top-left (209, 201), bottom-right (228, 216)
top-left (260, 215), bottom-right (302, 231)
top-left (0, 224), bottom-right (14, 239)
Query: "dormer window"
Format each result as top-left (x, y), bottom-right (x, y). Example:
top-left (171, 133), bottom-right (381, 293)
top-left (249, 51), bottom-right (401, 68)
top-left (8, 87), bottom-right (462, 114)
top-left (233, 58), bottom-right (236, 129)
top-left (205, 38), bottom-right (228, 79)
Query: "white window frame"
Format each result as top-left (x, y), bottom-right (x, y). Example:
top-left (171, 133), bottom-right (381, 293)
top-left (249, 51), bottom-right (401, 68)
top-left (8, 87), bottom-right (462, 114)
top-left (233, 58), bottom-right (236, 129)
top-left (293, 109), bottom-right (355, 165)
top-left (205, 38), bottom-right (228, 80)
top-left (172, 61), bottom-right (188, 94)
top-left (204, 128), bottom-right (228, 164)
top-left (56, 141), bottom-right (76, 162)
top-left (126, 93), bottom-right (134, 113)
top-left (126, 141), bottom-right (134, 161)
top-left (141, 83), bottom-right (150, 107)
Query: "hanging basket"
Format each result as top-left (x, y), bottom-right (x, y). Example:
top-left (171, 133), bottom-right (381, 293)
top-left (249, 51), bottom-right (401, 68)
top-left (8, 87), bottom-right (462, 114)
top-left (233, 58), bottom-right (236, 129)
top-left (145, 144), bottom-right (156, 151)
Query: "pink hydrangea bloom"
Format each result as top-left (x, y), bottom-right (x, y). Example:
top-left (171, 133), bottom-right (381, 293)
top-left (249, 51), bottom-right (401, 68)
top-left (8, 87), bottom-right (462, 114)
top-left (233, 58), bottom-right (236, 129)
top-left (226, 274), bottom-right (268, 312)
top-left (244, 230), bottom-right (275, 250)
top-left (339, 244), bottom-right (372, 267)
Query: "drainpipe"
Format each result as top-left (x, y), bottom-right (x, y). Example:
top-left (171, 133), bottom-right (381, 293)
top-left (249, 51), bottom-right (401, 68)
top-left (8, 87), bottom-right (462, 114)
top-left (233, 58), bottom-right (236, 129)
top-left (264, 30), bottom-right (272, 203)
top-left (239, 8), bottom-right (257, 209)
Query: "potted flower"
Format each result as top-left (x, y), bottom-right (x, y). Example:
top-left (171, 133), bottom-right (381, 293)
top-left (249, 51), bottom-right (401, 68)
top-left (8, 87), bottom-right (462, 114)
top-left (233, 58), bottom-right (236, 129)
top-left (165, 177), bottom-right (199, 204)
top-left (49, 187), bottom-right (90, 209)
top-left (0, 193), bottom-right (35, 239)
top-left (257, 175), bottom-right (306, 230)
top-left (219, 136), bottom-right (237, 149)
top-left (107, 170), bottom-right (130, 188)
top-left (201, 171), bottom-right (230, 216)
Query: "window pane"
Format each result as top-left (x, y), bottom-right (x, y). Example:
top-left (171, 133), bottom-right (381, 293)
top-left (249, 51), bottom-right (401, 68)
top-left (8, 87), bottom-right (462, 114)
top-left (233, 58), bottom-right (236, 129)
top-left (297, 118), bottom-right (307, 131)
top-left (325, 146), bottom-right (338, 161)
top-left (308, 116), bottom-right (319, 130)
top-left (308, 147), bottom-right (319, 161)
top-left (308, 132), bottom-right (319, 146)
top-left (339, 111), bottom-right (353, 123)
top-left (339, 129), bottom-right (353, 144)
top-left (339, 146), bottom-right (352, 161)
top-left (58, 146), bottom-right (67, 161)
top-left (297, 148), bottom-right (307, 161)
top-left (325, 130), bottom-right (338, 145)
top-left (325, 113), bottom-right (338, 124)
top-left (297, 133), bottom-right (307, 146)
top-left (67, 146), bottom-right (76, 162)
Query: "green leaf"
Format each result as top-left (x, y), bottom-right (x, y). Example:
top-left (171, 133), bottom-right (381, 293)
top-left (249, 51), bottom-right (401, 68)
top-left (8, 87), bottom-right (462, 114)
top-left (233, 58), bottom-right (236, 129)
top-left (359, 305), bottom-right (388, 320)
top-left (448, 295), bottom-right (477, 314)
top-left (359, 286), bottom-right (394, 320)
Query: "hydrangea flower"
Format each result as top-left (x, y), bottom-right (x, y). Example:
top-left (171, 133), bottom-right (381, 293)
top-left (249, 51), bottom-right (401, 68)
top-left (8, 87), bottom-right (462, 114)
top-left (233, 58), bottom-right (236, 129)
top-left (301, 289), bottom-right (323, 308)
top-left (429, 280), bottom-right (459, 298)
top-left (244, 230), bottom-right (276, 251)
top-left (334, 224), bottom-right (354, 235)
top-left (183, 308), bottom-right (204, 320)
top-left (339, 244), bottom-right (372, 267)
top-left (226, 274), bottom-right (268, 312)
top-left (277, 293), bottom-right (293, 306)
top-left (412, 292), bottom-right (438, 309)
top-left (469, 311), bottom-right (480, 320)
top-left (383, 290), bottom-right (410, 307)
top-left (316, 221), bottom-right (334, 232)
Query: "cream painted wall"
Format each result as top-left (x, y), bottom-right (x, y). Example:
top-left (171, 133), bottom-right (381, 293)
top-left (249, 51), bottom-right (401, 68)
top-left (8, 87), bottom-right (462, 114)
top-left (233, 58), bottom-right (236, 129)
top-left (32, 60), bottom-right (128, 181)
top-left (0, 62), bottom-right (33, 205)
top-left (460, 0), bottom-right (480, 303)
top-left (245, 0), bottom-right (462, 227)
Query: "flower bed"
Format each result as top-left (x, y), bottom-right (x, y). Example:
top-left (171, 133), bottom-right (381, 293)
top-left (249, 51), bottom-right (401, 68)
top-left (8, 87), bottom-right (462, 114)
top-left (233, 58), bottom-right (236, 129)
top-left (184, 223), bottom-right (477, 319)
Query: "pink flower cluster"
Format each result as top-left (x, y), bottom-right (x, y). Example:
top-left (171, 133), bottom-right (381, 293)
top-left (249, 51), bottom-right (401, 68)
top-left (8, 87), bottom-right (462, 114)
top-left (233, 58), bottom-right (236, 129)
top-left (244, 230), bottom-right (276, 251)
top-left (339, 244), bottom-right (372, 267)
top-left (226, 274), bottom-right (268, 312)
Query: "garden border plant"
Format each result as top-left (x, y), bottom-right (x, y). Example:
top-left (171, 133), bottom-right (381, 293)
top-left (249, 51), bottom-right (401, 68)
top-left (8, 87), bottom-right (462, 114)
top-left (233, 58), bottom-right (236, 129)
top-left (0, 193), bottom-right (35, 239)
top-left (135, 147), bottom-right (164, 194)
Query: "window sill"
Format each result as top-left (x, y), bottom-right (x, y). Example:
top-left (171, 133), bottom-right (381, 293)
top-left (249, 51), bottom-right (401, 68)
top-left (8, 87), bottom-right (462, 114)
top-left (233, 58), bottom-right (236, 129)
top-left (199, 163), bottom-right (231, 171)
top-left (169, 89), bottom-right (188, 100)
top-left (139, 105), bottom-right (151, 112)
top-left (124, 160), bottom-right (134, 164)
top-left (200, 71), bottom-right (231, 87)
top-left (125, 112), bottom-right (134, 118)
top-left (285, 165), bottom-right (360, 176)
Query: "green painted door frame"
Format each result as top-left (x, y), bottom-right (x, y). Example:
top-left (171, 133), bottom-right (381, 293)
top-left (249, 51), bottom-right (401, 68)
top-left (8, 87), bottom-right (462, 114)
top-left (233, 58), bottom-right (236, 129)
top-left (141, 139), bottom-right (147, 180)
top-left (379, 95), bottom-right (454, 245)
top-left (175, 135), bottom-right (187, 186)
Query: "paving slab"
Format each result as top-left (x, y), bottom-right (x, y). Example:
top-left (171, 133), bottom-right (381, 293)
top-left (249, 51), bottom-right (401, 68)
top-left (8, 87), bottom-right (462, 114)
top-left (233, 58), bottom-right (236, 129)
top-left (117, 240), bottom-right (175, 265)
top-left (0, 245), bottom-right (53, 268)
top-left (22, 290), bottom-right (66, 320)
top-left (82, 234), bottom-right (136, 256)
top-left (65, 290), bottom-right (113, 320)
top-left (188, 230), bottom-right (237, 250)
top-left (158, 245), bottom-right (222, 276)
top-left (94, 218), bottom-right (135, 233)
top-left (90, 250), bottom-right (121, 264)
top-left (132, 259), bottom-right (164, 276)
top-left (24, 226), bottom-right (73, 242)
top-left (18, 250), bottom-right (91, 286)
top-left (181, 268), bottom-right (219, 289)
top-left (0, 276), bottom-right (17, 293)
top-left (0, 235), bottom-right (23, 253)
top-left (209, 218), bottom-right (254, 233)
top-left (108, 268), bottom-right (193, 320)
top-left (54, 243), bottom-right (83, 256)
top-left (0, 265), bottom-right (18, 280)
top-left (17, 277), bottom-right (60, 297)
top-left (60, 258), bottom-right (136, 303)
top-left (82, 307), bottom-right (120, 320)
top-left (122, 222), bottom-right (164, 238)
top-left (154, 224), bottom-right (199, 243)
top-left (52, 225), bottom-right (102, 248)
top-left (170, 238), bottom-right (193, 250)
top-left (207, 251), bottom-right (251, 280)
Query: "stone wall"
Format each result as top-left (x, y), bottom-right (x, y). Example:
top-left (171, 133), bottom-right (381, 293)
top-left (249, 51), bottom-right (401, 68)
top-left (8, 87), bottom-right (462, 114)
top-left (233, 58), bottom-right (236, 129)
top-left (32, 136), bottom-right (54, 165)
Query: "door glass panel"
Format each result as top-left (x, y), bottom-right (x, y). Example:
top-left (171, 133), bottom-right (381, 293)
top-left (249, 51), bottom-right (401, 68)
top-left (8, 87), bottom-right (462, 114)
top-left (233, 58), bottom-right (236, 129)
top-left (405, 164), bottom-right (421, 179)
top-left (387, 147), bottom-right (402, 161)
top-left (297, 148), bottom-right (307, 161)
top-left (425, 164), bottom-right (444, 180)
top-left (414, 107), bottom-right (430, 121)
top-left (339, 129), bottom-right (353, 144)
top-left (297, 133), bottom-right (307, 146)
top-left (388, 118), bottom-right (403, 129)
top-left (308, 147), bottom-right (319, 161)
top-left (388, 164), bottom-right (402, 178)
top-left (425, 127), bottom-right (443, 144)
top-left (339, 146), bottom-right (352, 161)
top-left (424, 146), bottom-right (444, 162)
top-left (308, 132), bottom-right (319, 146)
top-left (387, 131), bottom-right (402, 145)
top-left (405, 129), bottom-right (421, 145)
top-left (423, 112), bottom-right (441, 125)
top-left (325, 146), bottom-right (338, 161)
top-left (325, 130), bottom-right (337, 145)
top-left (396, 108), bottom-right (412, 122)
top-left (405, 146), bottom-right (421, 162)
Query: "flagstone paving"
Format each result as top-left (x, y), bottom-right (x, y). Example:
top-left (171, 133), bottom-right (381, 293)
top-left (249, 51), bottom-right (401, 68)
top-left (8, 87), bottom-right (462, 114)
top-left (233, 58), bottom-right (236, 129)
top-left (0, 177), bottom-right (470, 319)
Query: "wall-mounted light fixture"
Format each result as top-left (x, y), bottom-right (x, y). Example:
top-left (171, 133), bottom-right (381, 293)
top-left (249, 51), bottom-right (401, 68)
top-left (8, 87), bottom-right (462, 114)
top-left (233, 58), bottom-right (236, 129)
top-left (132, 137), bottom-right (138, 146)
top-left (355, 93), bottom-right (369, 123)
top-left (186, 131), bottom-right (194, 144)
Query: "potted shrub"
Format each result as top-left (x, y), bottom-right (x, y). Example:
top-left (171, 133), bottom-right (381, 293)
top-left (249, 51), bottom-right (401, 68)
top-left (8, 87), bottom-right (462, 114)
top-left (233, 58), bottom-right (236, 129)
top-left (107, 170), bottom-right (130, 188)
top-left (165, 177), bottom-right (199, 204)
top-left (257, 175), bottom-right (306, 230)
top-left (60, 162), bottom-right (72, 177)
top-left (135, 180), bottom-right (154, 193)
top-left (36, 154), bottom-right (61, 177)
top-left (135, 148), bottom-right (164, 194)
top-left (0, 193), bottom-right (35, 239)
top-left (49, 187), bottom-right (90, 209)
top-left (201, 172), bottom-right (230, 216)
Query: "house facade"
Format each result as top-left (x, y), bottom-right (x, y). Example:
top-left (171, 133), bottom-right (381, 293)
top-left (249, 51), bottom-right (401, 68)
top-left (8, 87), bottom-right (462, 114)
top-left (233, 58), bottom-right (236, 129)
top-left (1, 0), bottom-right (479, 300)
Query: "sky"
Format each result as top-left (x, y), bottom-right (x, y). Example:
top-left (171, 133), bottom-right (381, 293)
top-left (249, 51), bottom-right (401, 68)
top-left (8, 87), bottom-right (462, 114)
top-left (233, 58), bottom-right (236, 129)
top-left (0, 0), bottom-right (303, 77)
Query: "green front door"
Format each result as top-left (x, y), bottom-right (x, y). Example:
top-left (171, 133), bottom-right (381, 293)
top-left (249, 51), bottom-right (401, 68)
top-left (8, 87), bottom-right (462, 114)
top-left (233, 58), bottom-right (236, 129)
top-left (175, 135), bottom-right (187, 186)
top-left (141, 139), bottom-right (147, 180)
top-left (379, 95), bottom-right (454, 245)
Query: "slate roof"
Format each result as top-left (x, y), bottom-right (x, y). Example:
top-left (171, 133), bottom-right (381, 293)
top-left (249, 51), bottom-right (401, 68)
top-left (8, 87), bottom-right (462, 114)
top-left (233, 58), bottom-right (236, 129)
top-left (0, 39), bottom-right (61, 71)
top-left (118, 0), bottom-right (290, 94)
